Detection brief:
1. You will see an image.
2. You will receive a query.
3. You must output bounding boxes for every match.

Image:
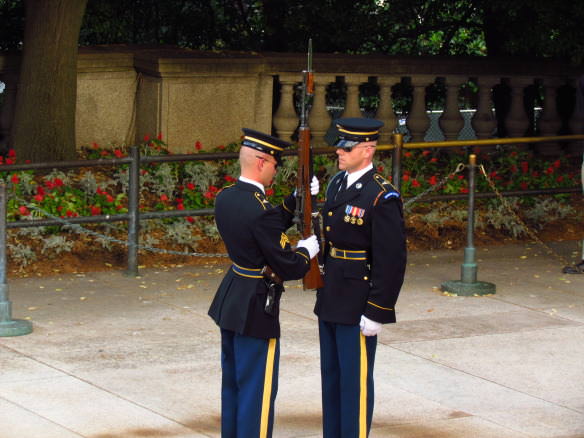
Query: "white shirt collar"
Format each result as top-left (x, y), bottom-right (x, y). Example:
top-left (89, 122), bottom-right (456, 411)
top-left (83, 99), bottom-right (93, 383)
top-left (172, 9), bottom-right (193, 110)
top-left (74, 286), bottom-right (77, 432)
top-left (239, 176), bottom-right (265, 194)
top-left (346, 163), bottom-right (373, 188)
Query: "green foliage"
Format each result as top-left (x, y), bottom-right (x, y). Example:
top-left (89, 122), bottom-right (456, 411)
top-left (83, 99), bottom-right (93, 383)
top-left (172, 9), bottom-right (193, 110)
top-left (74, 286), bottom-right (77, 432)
top-left (1, 135), bottom-right (581, 267)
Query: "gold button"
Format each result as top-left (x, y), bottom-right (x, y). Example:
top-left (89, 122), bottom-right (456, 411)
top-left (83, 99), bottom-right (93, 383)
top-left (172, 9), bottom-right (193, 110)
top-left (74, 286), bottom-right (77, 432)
top-left (326, 226), bottom-right (331, 231)
top-left (363, 276), bottom-right (369, 280)
top-left (328, 211), bottom-right (333, 216)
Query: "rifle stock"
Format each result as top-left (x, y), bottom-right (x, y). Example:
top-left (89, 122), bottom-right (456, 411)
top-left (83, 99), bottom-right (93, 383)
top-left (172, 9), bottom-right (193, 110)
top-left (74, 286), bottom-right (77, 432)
top-left (297, 39), bottom-right (324, 290)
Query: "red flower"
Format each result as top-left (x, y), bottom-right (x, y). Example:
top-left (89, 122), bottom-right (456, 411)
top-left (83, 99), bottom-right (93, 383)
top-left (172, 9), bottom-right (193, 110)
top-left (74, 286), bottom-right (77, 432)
top-left (5, 158), bottom-right (14, 164)
top-left (510, 165), bottom-right (518, 173)
top-left (18, 206), bottom-right (29, 216)
top-left (404, 151), bottom-right (412, 158)
top-left (520, 161), bottom-right (529, 173)
top-left (520, 182), bottom-right (528, 190)
top-left (266, 188), bottom-right (274, 196)
top-left (7, 149), bottom-right (16, 158)
top-left (553, 159), bottom-right (561, 169)
top-left (143, 134), bottom-right (150, 142)
top-left (66, 210), bottom-right (74, 217)
top-left (422, 150), bottom-right (431, 156)
top-left (33, 194), bottom-right (44, 202)
top-left (177, 203), bottom-right (185, 210)
top-left (92, 142), bottom-right (99, 149)
top-left (545, 166), bottom-right (554, 175)
top-left (411, 179), bottom-right (421, 188)
top-left (157, 133), bottom-right (163, 140)
top-left (160, 194), bottom-right (169, 202)
top-left (556, 175), bottom-right (564, 183)
top-left (224, 175), bottom-right (236, 182)
top-left (36, 186), bottom-right (45, 195)
top-left (186, 182), bottom-right (195, 191)
top-left (459, 187), bottom-right (469, 193)
top-left (186, 216), bottom-right (194, 223)
top-left (106, 194), bottom-right (114, 203)
top-left (430, 157), bottom-right (438, 163)
top-left (428, 175), bottom-right (438, 186)
top-left (377, 165), bottom-right (384, 173)
top-left (100, 150), bottom-right (109, 157)
top-left (217, 145), bottom-right (225, 150)
top-left (402, 174), bottom-right (410, 182)
top-left (90, 206), bottom-right (102, 215)
top-left (209, 185), bottom-right (219, 193)
top-left (10, 173), bottom-right (19, 184)
top-left (53, 178), bottom-right (63, 187)
top-left (114, 149), bottom-right (124, 158)
top-left (195, 141), bottom-right (202, 151)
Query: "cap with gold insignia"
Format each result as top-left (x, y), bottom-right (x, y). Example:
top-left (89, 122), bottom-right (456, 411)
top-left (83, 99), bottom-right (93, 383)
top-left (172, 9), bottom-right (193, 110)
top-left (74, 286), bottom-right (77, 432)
top-left (325, 117), bottom-right (384, 148)
top-left (241, 128), bottom-right (292, 165)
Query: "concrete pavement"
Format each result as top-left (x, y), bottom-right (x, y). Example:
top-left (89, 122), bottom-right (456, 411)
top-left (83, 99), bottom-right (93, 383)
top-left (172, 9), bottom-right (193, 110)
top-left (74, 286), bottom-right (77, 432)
top-left (1, 240), bottom-right (583, 438)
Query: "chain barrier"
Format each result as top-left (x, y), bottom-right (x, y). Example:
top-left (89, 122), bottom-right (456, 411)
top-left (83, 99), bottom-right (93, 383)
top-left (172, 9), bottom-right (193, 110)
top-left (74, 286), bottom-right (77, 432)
top-left (403, 162), bottom-right (466, 211)
top-left (478, 165), bottom-right (573, 267)
top-left (13, 195), bottom-right (230, 258)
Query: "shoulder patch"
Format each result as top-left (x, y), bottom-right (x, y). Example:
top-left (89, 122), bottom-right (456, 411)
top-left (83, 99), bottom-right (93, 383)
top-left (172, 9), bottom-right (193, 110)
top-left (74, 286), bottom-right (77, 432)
top-left (373, 173), bottom-right (400, 206)
top-left (373, 173), bottom-right (399, 193)
top-left (254, 192), bottom-right (270, 210)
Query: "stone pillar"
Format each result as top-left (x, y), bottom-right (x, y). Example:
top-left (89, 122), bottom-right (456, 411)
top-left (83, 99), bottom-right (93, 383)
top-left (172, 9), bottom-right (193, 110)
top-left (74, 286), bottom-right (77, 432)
top-left (310, 76), bottom-right (334, 146)
top-left (406, 75), bottom-right (432, 141)
top-left (471, 76), bottom-right (497, 139)
top-left (343, 75), bottom-right (364, 118)
top-left (376, 76), bottom-right (398, 144)
top-left (273, 76), bottom-right (298, 142)
top-left (505, 77), bottom-right (532, 139)
top-left (537, 77), bottom-right (563, 155)
top-left (439, 76), bottom-right (465, 140)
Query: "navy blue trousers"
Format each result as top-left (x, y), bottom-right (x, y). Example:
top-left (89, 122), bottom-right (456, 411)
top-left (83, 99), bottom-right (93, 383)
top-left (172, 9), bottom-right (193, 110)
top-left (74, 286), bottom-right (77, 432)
top-left (220, 329), bottom-right (280, 438)
top-left (319, 320), bottom-right (377, 438)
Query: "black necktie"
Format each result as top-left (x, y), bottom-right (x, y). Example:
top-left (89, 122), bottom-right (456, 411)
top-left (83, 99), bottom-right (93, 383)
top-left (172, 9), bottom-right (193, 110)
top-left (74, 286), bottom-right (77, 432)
top-left (335, 174), bottom-right (348, 200)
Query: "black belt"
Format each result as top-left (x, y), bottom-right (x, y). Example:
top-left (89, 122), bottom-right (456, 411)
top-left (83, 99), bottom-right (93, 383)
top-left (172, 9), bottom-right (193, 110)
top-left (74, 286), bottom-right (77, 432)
top-left (232, 263), bottom-right (263, 278)
top-left (329, 247), bottom-right (367, 260)
top-left (232, 263), bottom-right (283, 284)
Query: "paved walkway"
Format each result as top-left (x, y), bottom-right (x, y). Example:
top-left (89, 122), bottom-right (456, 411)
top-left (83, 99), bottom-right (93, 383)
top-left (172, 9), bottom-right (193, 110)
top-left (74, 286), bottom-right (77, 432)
top-left (1, 241), bottom-right (583, 438)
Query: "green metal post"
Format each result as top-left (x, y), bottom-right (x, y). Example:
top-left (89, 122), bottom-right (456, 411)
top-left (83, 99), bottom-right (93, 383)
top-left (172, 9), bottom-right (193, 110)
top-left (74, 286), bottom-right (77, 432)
top-left (441, 154), bottom-right (496, 296)
top-left (125, 145), bottom-right (140, 277)
top-left (0, 184), bottom-right (32, 336)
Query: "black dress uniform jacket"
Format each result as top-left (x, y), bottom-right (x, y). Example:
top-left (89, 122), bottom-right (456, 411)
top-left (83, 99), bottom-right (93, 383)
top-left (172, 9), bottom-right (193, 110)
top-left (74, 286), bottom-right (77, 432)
top-left (209, 180), bottom-right (310, 339)
top-left (315, 169), bottom-right (407, 325)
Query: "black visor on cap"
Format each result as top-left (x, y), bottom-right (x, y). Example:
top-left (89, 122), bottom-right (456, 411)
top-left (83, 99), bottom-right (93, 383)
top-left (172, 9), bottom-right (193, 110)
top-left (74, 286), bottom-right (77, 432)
top-left (335, 139), bottom-right (360, 148)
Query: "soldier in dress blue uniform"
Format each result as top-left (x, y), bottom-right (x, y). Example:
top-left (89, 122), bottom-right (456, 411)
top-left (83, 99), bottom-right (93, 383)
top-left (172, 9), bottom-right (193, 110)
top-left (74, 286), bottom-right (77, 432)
top-left (315, 117), bottom-right (407, 438)
top-left (208, 128), bottom-right (320, 438)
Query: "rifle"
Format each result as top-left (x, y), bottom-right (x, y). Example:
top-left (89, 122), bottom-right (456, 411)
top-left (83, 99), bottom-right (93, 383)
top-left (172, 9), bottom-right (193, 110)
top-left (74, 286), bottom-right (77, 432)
top-left (295, 39), bottom-right (324, 290)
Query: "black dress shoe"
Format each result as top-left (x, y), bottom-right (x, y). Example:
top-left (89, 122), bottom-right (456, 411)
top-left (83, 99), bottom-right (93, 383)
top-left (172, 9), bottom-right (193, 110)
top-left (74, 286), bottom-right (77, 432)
top-left (563, 260), bottom-right (584, 274)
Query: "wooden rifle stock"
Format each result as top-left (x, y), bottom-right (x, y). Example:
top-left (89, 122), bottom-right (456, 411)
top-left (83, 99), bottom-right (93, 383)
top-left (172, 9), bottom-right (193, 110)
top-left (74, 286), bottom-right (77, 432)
top-left (297, 39), bottom-right (324, 290)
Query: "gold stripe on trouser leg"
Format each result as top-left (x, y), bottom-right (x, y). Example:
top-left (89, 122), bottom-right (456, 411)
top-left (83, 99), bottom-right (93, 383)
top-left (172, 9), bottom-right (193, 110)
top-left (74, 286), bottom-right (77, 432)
top-left (359, 333), bottom-right (368, 438)
top-left (260, 338), bottom-right (277, 438)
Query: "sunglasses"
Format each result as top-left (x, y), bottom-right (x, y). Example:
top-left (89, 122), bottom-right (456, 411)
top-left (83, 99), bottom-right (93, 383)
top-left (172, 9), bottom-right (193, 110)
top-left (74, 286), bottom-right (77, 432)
top-left (336, 144), bottom-right (372, 153)
top-left (256, 155), bottom-right (279, 169)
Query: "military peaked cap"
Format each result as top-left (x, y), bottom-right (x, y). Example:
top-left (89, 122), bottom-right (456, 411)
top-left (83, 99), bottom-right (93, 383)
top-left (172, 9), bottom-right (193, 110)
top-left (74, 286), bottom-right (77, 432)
top-left (326, 117), bottom-right (384, 148)
top-left (241, 128), bottom-right (292, 165)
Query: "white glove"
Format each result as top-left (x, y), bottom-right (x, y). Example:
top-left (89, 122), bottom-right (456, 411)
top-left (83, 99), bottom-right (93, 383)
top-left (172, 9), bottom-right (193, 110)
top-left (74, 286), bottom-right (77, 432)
top-left (310, 175), bottom-right (320, 196)
top-left (297, 235), bottom-right (319, 259)
top-left (360, 315), bottom-right (382, 336)
top-left (293, 176), bottom-right (320, 197)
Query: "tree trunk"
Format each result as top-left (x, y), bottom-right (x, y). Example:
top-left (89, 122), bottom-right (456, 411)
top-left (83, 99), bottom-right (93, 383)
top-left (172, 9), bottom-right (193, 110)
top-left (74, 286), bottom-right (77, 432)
top-left (9, 0), bottom-right (88, 163)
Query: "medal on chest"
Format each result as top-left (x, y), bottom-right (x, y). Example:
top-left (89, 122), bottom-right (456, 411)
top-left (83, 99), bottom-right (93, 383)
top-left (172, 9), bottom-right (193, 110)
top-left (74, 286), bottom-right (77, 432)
top-left (344, 205), bottom-right (365, 225)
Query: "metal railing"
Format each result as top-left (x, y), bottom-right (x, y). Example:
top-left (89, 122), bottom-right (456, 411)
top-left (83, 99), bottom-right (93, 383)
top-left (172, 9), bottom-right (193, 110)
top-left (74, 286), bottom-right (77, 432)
top-left (0, 134), bottom-right (582, 277)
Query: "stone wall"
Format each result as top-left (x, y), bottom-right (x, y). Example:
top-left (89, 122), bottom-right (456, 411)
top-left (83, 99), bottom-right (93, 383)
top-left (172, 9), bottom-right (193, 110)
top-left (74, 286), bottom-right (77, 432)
top-left (0, 46), bottom-right (583, 153)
